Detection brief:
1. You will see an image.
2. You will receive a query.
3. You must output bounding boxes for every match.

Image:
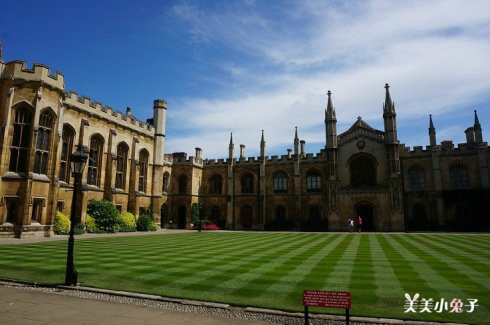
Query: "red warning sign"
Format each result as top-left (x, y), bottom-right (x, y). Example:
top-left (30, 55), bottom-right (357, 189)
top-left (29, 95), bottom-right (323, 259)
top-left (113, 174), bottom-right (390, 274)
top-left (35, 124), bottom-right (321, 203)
top-left (303, 290), bottom-right (351, 309)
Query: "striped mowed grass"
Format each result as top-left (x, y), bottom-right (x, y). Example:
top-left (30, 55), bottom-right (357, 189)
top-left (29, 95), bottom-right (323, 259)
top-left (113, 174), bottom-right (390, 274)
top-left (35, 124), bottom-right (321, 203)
top-left (0, 232), bottom-right (488, 324)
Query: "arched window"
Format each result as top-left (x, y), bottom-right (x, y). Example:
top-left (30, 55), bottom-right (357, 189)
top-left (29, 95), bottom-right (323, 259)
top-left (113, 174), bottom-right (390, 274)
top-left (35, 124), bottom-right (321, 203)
top-left (450, 163), bottom-right (468, 189)
top-left (87, 135), bottom-right (104, 186)
top-left (178, 175), bottom-right (187, 194)
top-left (275, 205), bottom-right (286, 221)
top-left (209, 175), bottom-right (223, 194)
top-left (273, 171), bottom-right (288, 192)
top-left (306, 170), bottom-right (321, 191)
top-left (115, 143), bottom-right (128, 190)
top-left (138, 150), bottom-right (149, 192)
top-left (59, 125), bottom-right (75, 183)
top-left (34, 111), bottom-right (54, 175)
top-left (9, 107), bottom-right (33, 173)
top-left (350, 155), bottom-right (376, 186)
top-left (241, 173), bottom-right (254, 193)
top-left (408, 166), bottom-right (425, 190)
top-left (162, 172), bottom-right (169, 192)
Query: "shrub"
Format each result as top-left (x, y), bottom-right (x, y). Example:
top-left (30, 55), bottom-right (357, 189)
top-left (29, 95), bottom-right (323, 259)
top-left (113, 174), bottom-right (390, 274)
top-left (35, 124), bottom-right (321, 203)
top-left (87, 199), bottom-right (120, 233)
top-left (137, 213), bottom-right (157, 231)
top-left (74, 223), bottom-right (85, 235)
top-left (191, 203), bottom-right (204, 228)
top-left (119, 211), bottom-right (137, 232)
top-left (53, 211), bottom-right (71, 235)
top-left (85, 215), bottom-right (97, 233)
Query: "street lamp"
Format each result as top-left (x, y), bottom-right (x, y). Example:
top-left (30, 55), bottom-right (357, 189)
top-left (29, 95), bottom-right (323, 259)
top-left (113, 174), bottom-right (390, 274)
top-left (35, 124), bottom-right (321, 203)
top-left (65, 144), bottom-right (88, 286)
top-left (198, 203), bottom-right (204, 232)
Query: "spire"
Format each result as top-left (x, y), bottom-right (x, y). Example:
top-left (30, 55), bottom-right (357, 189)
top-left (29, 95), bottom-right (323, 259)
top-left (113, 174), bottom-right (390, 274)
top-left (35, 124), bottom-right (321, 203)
top-left (294, 126), bottom-right (299, 156)
top-left (260, 130), bottom-right (266, 157)
top-left (384, 83), bottom-right (395, 114)
top-left (229, 132), bottom-right (233, 145)
top-left (325, 90), bottom-right (336, 121)
top-left (474, 110), bottom-right (483, 143)
top-left (474, 110), bottom-right (481, 129)
top-left (228, 132), bottom-right (234, 160)
top-left (429, 114), bottom-right (436, 147)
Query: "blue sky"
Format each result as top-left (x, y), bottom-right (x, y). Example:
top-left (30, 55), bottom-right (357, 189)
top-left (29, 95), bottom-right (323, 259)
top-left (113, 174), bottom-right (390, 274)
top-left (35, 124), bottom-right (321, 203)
top-left (1, 0), bottom-right (489, 158)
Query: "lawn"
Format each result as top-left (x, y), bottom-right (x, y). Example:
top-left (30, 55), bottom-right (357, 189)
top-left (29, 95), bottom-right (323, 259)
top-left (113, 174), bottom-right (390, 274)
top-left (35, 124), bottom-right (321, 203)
top-left (0, 232), bottom-right (488, 324)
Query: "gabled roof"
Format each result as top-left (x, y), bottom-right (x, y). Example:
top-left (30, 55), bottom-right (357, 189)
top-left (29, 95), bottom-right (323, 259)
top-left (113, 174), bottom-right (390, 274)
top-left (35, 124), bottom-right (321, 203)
top-left (345, 116), bottom-right (375, 133)
top-left (338, 116), bottom-right (385, 145)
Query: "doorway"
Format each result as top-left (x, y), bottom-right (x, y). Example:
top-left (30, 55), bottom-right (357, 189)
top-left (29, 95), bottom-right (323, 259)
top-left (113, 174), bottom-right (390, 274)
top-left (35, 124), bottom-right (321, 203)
top-left (240, 204), bottom-right (253, 229)
top-left (177, 205), bottom-right (186, 229)
top-left (355, 203), bottom-right (375, 231)
top-left (161, 204), bottom-right (169, 228)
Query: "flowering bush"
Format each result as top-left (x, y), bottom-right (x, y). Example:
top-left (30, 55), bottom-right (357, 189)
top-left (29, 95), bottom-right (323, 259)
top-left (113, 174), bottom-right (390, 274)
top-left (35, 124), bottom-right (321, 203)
top-left (119, 211), bottom-right (137, 232)
top-left (85, 215), bottom-right (97, 233)
top-left (53, 211), bottom-right (70, 235)
top-left (87, 199), bottom-right (120, 233)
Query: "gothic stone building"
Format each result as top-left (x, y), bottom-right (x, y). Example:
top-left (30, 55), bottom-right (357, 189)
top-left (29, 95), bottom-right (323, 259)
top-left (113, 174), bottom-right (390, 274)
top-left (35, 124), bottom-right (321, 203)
top-left (0, 58), bottom-right (488, 238)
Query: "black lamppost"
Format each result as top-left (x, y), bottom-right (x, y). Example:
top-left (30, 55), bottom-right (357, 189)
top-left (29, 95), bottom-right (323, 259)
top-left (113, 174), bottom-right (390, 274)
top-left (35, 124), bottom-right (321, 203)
top-left (198, 203), bottom-right (204, 232)
top-left (65, 144), bottom-right (88, 286)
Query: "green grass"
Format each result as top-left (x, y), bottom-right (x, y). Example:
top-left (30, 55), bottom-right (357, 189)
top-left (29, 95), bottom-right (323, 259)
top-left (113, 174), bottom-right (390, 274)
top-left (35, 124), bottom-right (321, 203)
top-left (0, 232), bottom-right (488, 324)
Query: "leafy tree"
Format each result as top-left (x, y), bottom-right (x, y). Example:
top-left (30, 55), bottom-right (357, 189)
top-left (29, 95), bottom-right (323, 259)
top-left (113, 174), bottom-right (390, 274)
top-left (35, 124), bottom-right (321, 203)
top-left (87, 199), bottom-right (120, 233)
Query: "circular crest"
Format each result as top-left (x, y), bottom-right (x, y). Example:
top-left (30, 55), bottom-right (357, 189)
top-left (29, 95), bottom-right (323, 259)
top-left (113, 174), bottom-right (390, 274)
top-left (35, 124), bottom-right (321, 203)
top-left (357, 140), bottom-right (365, 150)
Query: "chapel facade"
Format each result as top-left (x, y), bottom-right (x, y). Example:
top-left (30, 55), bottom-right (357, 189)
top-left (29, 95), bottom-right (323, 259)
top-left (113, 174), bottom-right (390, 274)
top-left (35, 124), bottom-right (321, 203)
top-left (0, 57), bottom-right (488, 238)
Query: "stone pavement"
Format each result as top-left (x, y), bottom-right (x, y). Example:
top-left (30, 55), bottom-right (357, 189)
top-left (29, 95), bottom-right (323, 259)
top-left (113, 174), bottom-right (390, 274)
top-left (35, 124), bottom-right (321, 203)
top-left (0, 286), bottom-right (274, 325)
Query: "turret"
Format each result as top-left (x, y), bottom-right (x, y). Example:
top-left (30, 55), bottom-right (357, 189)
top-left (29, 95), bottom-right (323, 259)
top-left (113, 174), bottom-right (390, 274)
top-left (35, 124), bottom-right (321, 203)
top-left (228, 132), bottom-right (234, 159)
top-left (383, 83), bottom-right (398, 144)
top-left (152, 99), bottom-right (167, 165)
top-left (325, 90), bottom-right (337, 148)
top-left (260, 130), bottom-right (266, 157)
top-left (294, 127), bottom-right (299, 156)
top-left (429, 114), bottom-right (436, 147)
top-left (474, 110), bottom-right (483, 143)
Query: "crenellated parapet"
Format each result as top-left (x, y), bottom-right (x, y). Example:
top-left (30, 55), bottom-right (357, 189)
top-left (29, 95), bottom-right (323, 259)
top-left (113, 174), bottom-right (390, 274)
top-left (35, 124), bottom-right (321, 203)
top-left (400, 141), bottom-right (488, 157)
top-left (64, 91), bottom-right (154, 137)
top-left (0, 60), bottom-right (64, 91)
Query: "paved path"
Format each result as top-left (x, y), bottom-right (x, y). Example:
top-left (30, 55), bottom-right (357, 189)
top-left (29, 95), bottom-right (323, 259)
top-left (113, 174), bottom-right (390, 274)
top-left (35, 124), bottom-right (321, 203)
top-left (0, 286), bottom-right (273, 325)
top-left (0, 229), bottom-right (192, 245)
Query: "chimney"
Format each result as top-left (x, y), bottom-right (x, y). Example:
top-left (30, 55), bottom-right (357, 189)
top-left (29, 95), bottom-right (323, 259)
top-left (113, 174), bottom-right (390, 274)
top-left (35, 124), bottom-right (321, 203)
top-left (300, 140), bottom-right (305, 157)
top-left (287, 149), bottom-right (292, 159)
top-left (195, 147), bottom-right (202, 160)
top-left (465, 127), bottom-right (475, 144)
top-left (239, 144), bottom-right (245, 159)
top-left (126, 107), bottom-right (132, 116)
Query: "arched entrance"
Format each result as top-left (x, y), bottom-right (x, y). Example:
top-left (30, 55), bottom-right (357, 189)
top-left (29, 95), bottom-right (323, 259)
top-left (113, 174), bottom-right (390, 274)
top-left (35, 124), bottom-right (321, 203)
top-left (160, 204), bottom-right (169, 228)
top-left (177, 205), bottom-right (186, 229)
top-left (355, 202), bottom-right (375, 231)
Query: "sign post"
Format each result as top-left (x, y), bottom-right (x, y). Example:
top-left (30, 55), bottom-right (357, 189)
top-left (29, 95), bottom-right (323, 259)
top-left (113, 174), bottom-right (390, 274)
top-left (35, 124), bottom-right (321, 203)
top-left (303, 290), bottom-right (351, 325)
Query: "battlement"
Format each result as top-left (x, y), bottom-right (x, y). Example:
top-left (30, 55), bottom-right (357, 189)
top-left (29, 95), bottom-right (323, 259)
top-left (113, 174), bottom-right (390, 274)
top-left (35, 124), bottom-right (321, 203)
top-left (401, 141), bottom-right (488, 156)
top-left (0, 60), bottom-right (64, 91)
top-left (64, 91), bottom-right (154, 136)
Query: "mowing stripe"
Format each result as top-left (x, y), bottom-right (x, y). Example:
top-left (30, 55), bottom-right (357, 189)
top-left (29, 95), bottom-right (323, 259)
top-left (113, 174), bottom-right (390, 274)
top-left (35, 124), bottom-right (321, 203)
top-left (348, 235), bottom-right (378, 311)
top-left (422, 235), bottom-right (490, 260)
top-left (393, 235), bottom-right (490, 293)
top-left (451, 234), bottom-right (490, 247)
top-left (376, 235), bottom-right (438, 298)
top-left (369, 233), bottom-right (404, 316)
top-left (384, 235), bottom-right (489, 314)
top-left (419, 234), bottom-right (490, 261)
top-left (230, 234), bottom-right (336, 298)
top-left (283, 234), bottom-right (355, 304)
top-left (151, 233), bottom-right (305, 288)
top-left (321, 234), bottom-right (361, 291)
top-left (446, 235), bottom-right (490, 250)
top-left (413, 235), bottom-right (489, 277)
top-left (263, 234), bottom-right (348, 298)
top-left (179, 234), bottom-right (320, 295)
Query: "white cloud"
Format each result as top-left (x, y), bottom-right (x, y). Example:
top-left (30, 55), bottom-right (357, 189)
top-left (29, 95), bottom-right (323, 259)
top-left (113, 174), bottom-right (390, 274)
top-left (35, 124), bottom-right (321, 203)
top-left (163, 0), bottom-right (490, 158)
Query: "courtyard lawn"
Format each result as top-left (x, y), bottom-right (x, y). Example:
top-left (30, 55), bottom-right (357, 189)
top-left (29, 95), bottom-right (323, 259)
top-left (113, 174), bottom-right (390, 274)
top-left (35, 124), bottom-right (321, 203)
top-left (0, 233), bottom-right (488, 324)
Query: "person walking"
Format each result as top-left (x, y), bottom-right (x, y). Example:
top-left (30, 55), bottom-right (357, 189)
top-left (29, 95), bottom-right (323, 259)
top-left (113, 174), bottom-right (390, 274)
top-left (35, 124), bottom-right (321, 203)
top-left (347, 218), bottom-right (353, 233)
top-left (349, 218), bottom-right (354, 233)
top-left (357, 215), bottom-right (363, 233)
